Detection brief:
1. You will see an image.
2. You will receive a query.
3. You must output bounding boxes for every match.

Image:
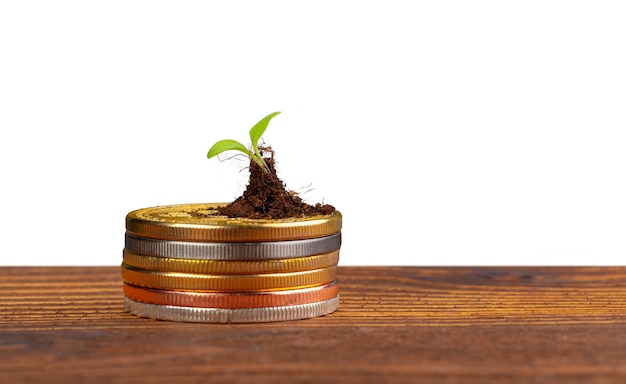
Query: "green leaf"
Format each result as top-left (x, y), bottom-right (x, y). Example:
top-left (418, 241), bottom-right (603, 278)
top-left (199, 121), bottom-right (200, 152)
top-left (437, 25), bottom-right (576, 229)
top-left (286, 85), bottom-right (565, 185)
top-left (207, 139), bottom-right (250, 159)
top-left (249, 111), bottom-right (281, 157)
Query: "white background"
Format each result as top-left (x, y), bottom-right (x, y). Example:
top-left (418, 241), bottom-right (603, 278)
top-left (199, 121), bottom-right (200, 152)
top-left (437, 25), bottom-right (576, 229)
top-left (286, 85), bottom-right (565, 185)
top-left (1, 1), bottom-right (624, 266)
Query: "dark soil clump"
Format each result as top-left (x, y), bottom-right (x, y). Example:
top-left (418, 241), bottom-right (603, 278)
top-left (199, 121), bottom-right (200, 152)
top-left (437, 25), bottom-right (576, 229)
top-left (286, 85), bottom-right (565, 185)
top-left (217, 147), bottom-right (335, 219)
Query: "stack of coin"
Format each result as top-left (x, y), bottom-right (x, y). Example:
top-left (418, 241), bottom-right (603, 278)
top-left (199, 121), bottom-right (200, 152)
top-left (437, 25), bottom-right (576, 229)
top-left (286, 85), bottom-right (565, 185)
top-left (122, 203), bottom-right (342, 323)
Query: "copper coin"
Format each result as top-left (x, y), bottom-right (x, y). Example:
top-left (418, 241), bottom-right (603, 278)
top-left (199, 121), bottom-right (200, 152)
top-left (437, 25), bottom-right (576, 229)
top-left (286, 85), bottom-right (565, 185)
top-left (123, 279), bottom-right (339, 308)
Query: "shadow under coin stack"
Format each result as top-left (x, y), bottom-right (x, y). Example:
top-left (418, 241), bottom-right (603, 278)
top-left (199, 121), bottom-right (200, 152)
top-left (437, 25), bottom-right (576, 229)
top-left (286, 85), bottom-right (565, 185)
top-left (122, 203), bottom-right (342, 323)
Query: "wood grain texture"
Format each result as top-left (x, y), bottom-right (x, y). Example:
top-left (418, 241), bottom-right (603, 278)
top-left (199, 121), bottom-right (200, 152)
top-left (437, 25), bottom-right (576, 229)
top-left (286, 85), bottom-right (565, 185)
top-left (1, 266), bottom-right (626, 383)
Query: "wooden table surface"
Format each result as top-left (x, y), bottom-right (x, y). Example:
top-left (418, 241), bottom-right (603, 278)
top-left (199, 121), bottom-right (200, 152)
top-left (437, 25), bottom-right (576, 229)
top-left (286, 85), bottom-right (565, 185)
top-left (1, 266), bottom-right (626, 383)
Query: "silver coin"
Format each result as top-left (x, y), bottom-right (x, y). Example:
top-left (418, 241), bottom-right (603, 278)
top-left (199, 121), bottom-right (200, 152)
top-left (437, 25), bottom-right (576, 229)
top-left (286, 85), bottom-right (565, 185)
top-left (124, 295), bottom-right (339, 323)
top-left (124, 232), bottom-right (341, 260)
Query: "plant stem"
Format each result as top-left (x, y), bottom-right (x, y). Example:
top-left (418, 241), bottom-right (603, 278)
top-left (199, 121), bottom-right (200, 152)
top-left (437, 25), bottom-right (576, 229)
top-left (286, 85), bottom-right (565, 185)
top-left (249, 152), bottom-right (270, 173)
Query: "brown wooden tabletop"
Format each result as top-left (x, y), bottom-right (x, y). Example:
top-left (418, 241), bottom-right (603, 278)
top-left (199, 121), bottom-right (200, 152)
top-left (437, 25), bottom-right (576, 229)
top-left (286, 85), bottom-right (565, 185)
top-left (1, 266), bottom-right (626, 383)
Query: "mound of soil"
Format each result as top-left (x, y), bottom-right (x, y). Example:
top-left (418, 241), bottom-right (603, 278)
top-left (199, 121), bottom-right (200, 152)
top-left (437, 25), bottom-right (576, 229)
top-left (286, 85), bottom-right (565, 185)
top-left (217, 147), bottom-right (335, 219)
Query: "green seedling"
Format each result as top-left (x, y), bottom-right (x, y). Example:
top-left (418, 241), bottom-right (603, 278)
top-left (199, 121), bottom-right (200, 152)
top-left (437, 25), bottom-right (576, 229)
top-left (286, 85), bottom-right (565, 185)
top-left (207, 111), bottom-right (281, 173)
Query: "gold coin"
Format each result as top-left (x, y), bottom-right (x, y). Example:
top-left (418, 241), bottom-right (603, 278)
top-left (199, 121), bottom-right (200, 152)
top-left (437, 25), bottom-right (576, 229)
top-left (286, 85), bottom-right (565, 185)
top-left (123, 280), bottom-right (339, 308)
top-left (120, 263), bottom-right (337, 292)
top-left (123, 249), bottom-right (340, 274)
top-left (126, 203), bottom-right (342, 242)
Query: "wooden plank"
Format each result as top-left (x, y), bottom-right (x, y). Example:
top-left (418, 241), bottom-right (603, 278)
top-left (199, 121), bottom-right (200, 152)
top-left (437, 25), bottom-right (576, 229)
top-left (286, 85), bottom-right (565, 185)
top-left (1, 266), bottom-right (626, 383)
